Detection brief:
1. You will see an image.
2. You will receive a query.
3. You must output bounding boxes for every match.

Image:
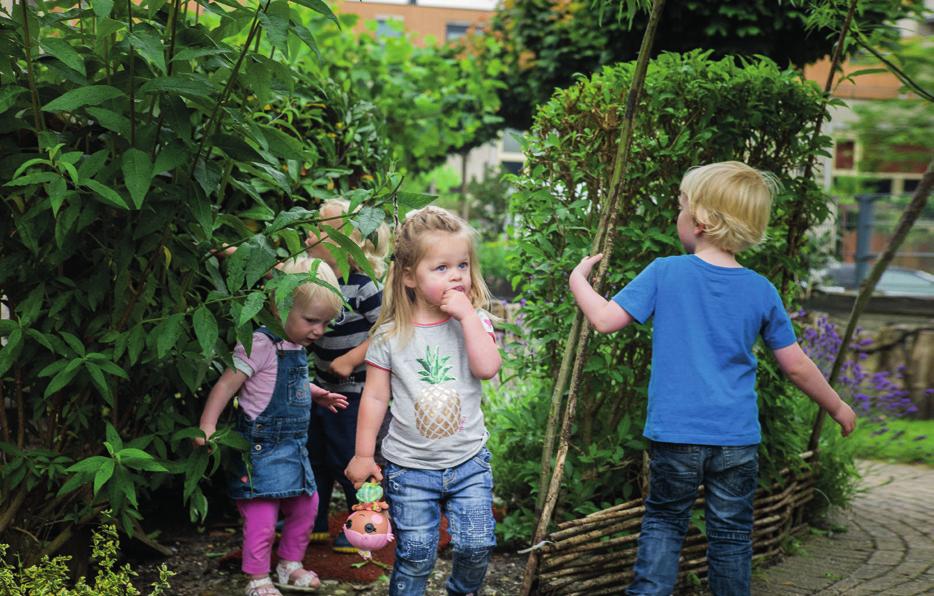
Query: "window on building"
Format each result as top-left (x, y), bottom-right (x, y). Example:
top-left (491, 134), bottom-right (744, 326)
top-left (501, 160), bottom-right (524, 175)
top-left (376, 17), bottom-right (403, 39)
top-left (502, 128), bottom-right (525, 154)
top-left (864, 178), bottom-right (892, 194)
top-left (446, 23), bottom-right (469, 42)
top-left (903, 178), bottom-right (920, 194)
top-left (834, 139), bottom-right (856, 170)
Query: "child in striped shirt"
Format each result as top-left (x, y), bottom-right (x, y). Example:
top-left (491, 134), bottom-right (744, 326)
top-left (305, 198), bottom-right (391, 552)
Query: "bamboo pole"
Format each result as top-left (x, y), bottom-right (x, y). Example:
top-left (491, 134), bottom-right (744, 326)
top-left (520, 2), bottom-right (667, 593)
top-left (807, 160), bottom-right (933, 450)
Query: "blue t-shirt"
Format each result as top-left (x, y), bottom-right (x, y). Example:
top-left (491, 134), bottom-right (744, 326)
top-left (612, 255), bottom-right (796, 446)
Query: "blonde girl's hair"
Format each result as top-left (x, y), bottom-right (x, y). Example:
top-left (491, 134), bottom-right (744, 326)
top-left (319, 198), bottom-right (391, 279)
top-left (680, 161), bottom-right (780, 253)
top-left (279, 256), bottom-right (343, 315)
top-left (373, 206), bottom-right (492, 344)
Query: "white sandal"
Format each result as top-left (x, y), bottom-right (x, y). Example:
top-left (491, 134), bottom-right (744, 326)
top-left (245, 576), bottom-right (282, 596)
top-left (274, 560), bottom-right (320, 592)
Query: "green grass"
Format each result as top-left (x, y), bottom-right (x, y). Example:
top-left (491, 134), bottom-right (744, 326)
top-left (848, 417), bottom-right (934, 466)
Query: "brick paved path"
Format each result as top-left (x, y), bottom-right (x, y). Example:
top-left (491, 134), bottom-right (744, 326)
top-left (752, 461), bottom-right (934, 595)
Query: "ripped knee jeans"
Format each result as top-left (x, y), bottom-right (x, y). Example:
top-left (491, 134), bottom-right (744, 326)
top-left (384, 448), bottom-right (497, 596)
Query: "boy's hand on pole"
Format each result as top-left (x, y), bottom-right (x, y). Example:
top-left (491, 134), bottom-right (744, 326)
top-left (831, 401), bottom-right (857, 437)
top-left (572, 253), bottom-right (604, 281)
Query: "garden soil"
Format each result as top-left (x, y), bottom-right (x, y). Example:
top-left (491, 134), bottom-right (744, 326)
top-left (133, 511), bottom-right (525, 595)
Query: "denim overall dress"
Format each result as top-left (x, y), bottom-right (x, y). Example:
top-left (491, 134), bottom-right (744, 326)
top-left (228, 328), bottom-right (316, 500)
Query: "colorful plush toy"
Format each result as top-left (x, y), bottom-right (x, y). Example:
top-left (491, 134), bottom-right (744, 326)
top-left (343, 481), bottom-right (393, 561)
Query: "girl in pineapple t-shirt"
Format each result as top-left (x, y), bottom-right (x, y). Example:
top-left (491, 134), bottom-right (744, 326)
top-left (345, 207), bottom-right (501, 596)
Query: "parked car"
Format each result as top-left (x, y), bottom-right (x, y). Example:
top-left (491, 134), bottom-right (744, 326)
top-left (812, 263), bottom-right (934, 297)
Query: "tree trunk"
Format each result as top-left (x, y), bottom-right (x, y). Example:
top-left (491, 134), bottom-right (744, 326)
top-left (808, 160), bottom-right (933, 449)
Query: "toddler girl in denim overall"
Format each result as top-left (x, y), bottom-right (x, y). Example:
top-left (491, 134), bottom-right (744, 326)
top-left (346, 206), bottom-right (502, 596)
top-left (197, 257), bottom-right (347, 596)
top-left (304, 198), bottom-right (390, 553)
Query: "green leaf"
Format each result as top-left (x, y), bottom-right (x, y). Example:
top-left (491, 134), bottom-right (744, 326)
top-left (139, 75), bottom-right (216, 100)
top-left (128, 28), bottom-right (167, 74)
top-left (47, 176), bottom-right (67, 216)
top-left (94, 459), bottom-right (115, 495)
top-left (290, 0), bottom-right (339, 25)
top-left (193, 306), bottom-right (218, 356)
top-left (85, 362), bottom-right (113, 405)
top-left (258, 2), bottom-right (290, 58)
top-left (321, 224), bottom-right (377, 280)
top-left (289, 20), bottom-right (319, 57)
top-left (105, 422), bottom-right (123, 451)
top-left (266, 207), bottom-right (316, 235)
top-left (81, 178), bottom-right (130, 210)
top-left (172, 47), bottom-right (233, 62)
top-left (0, 86), bottom-right (28, 113)
top-left (153, 143), bottom-right (189, 174)
top-left (41, 38), bottom-right (86, 76)
top-left (25, 329), bottom-right (54, 352)
top-left (183, 449), bottom-right (209, 500)
top-left (85, 106), bottom-right (131, 138)
top-left (60, 331), bottom-right (86, 356)
top-left (42, 85), bottom-right (124, 112)
top-left (65, 455), bottom-right (111, 474)
top-left (44, 362), bottom-right (80, 397)
top-left (122, 148), bottom-right (153, 209)
top-left (92, 0), bottom-right (114, 18)
top-left (238, 291), bottom-right (266, 328)
top-left (353, 206), bottom-right (386, 238)
top-left (155, 313), bottom-right (186, 359)
top-left (396, 191), bottom-right (436, 210)
top-left (127, 324), bottom-right (145, 365)
top-left (5, 172), bottom-right (59, 187)
top-left (259, 125), bottom-right (306, 161)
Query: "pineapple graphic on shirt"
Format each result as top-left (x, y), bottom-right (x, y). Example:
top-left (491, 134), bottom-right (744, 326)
top-left (414, 345), bottom-right (461, 440)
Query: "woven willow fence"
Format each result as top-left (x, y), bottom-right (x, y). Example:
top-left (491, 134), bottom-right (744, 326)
top-left (536, 451), bottom-right (817, 595)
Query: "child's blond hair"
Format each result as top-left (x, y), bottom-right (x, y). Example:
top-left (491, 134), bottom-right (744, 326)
top-left (319, 198), bottom-right (391, 279)
top-left (279, 256), bottom-right (343, 314)
top-left (680, 161), bottom-right (780, 253)
top-left (374, 206), bottom-right (491, 344)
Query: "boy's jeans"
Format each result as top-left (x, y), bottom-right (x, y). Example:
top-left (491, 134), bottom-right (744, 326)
top-left (628, 442), bottom-right (758, 596)
top-left (384, 448), bottom-right (497, 596)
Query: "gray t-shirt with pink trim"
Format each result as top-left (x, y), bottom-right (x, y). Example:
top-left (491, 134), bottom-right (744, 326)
top-left (365, 312), bottom-right (495, 470)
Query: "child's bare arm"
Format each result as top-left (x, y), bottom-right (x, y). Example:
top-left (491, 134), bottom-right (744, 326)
top-left (345, 365), bottom-right (391, 487)
top-left (330, 338), bottom-right (370, 378)
top-left (569, 254), bottom-right (633, 333)
top-left (195, 368), bottom-right (248, 445)
top-left (772, 343), bottom-right (856, 436)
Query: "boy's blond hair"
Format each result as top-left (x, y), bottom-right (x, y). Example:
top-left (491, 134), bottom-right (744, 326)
top-left (319, 198), bottom-right (391, 279)
top-left (374, 206), bottom-right (491, 345)
top-left (279, 256), bottom-right (343, 314)
top-left (680, 161), bottom-right (780, 253)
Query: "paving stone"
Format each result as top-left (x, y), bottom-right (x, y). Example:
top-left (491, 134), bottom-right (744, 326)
top-left (751, 461), bottom-right (934, 596)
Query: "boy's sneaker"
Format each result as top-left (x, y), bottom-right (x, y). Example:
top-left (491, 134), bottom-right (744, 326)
top-left (332, 531), bottom-right (357, 554)
top-left (308, 531), bottom-right (330, 544)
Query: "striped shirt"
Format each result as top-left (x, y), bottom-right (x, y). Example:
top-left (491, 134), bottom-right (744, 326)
top-left (311, 272), bottom-right (382, 395)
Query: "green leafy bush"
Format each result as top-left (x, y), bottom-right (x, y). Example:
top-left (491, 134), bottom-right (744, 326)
top-left (486, 50), bottom-right (839, 541)
top-left (0, 516), bottom-right (172, 595)
top-left (0, 0), bottom-right (497, 563)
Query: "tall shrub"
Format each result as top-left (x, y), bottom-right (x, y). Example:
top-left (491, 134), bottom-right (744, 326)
top-left (0, 0), bottom-right (500, 562)
top-left (488, 51), bottom-right (836, 537)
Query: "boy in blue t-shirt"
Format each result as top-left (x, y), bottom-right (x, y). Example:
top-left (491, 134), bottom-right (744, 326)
top-left (569, 161), bottom-right (856, 595)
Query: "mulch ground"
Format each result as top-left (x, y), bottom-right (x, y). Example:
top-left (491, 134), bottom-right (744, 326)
top-left (132, 509), bottom-right (530, 595)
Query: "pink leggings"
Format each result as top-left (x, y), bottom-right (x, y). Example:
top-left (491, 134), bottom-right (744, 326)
top-left (236, 492), bottom-right (319, 575)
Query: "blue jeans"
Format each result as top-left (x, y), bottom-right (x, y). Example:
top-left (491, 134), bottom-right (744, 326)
top-left (628, 442), bottom-right (758, 596)
top-left (384, 448), bottom-right (497, 596)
